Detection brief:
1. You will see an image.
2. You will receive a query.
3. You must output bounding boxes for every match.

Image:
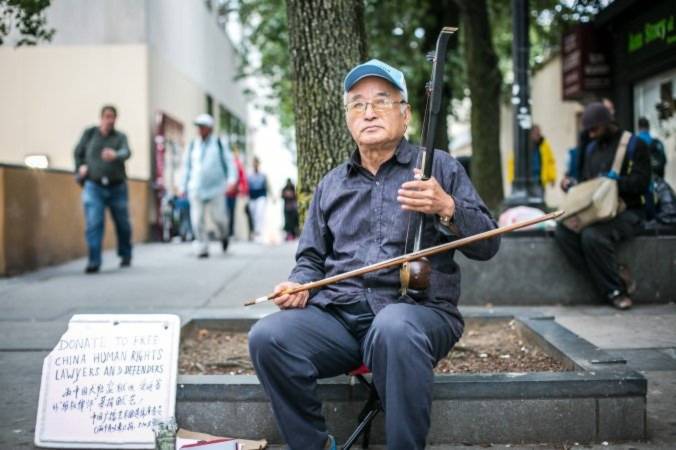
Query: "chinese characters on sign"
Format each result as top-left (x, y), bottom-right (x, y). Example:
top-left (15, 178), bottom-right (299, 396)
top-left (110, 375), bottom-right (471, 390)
top-left (35, 315), bottom-right (180, 449)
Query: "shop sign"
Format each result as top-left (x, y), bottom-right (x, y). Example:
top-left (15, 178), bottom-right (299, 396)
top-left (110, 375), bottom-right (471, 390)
top-left (626, 10), bottom-right (675, 59)
top-left (562, 25), bottom-right (611, 100)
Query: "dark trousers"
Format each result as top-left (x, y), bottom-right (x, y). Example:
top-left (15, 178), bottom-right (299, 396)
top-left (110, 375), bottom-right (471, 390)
top-left (82, 180), bottom-right (132, 267)
top-left (554, 209), bottom-right (643, 300)
top-left (226, 196), bottom-right (236, 236)
top-left (248, 301), bottom-right (462, 450)
top-left (283, 208), bottom-right (299, 237)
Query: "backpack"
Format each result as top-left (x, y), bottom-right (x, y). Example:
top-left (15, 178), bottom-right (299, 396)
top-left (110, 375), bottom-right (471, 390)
top-left (649, 138), bottom-right (667, 179)
top-left (654, 178), bottom-right (676, 225)
top-left (75, 126), bottom-right (98, 187)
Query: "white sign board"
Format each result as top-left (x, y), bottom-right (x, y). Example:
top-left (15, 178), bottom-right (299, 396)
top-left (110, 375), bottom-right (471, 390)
top-left (35, 314), bottom-right (181, 449)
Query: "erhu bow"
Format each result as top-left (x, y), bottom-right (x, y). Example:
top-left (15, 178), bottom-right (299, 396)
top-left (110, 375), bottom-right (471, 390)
top-left (399, 27), bottom-right (456, 295)
top-left (244, 211), bottom-right (564, 306)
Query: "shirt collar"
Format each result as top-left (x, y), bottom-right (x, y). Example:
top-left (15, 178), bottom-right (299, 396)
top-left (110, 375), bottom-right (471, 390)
top-left (346, 138), bottom-right (413, 176)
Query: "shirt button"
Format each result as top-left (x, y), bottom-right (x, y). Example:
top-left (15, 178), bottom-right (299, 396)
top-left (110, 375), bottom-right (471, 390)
top-left (367, 288), bottom-right (372, 293)
top-left (376, 181), bottom-right (380, 186)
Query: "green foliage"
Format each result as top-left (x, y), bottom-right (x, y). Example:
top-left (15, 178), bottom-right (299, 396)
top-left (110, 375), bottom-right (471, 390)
top-left (234, 0), bottom-right (608, 131)
top-left (238, 0), bottom-right (294, 132)
top-left (0, 0), bottom-right (54, 46)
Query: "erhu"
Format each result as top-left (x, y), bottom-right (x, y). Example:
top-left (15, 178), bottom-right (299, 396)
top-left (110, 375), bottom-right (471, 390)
top-left (399, 27), bottom-right (456, 295)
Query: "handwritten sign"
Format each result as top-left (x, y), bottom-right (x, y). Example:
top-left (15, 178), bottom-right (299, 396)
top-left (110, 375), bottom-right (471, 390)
top-left (35, 314), bottom-right (181, 449)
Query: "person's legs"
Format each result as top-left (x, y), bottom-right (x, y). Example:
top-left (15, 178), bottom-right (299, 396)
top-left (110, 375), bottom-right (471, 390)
top-left (107, 182), bottom-right (132, 263)
top-left (554, 222), bottom-right (589, 273)
top-left (189, 195), bottom-right (209, 256)
top-left (579, 210), bottom-right (643, 300)
top-left (362, 303), bottom-right (462, 450)
top-left (283, 210), bottom-right (292, 236)
top-left (82, 181), bottom-right (106, 269)
top-left (206, 195), bottom-right (229, 242)
top-left (226, 196), bottom-right (236, 237)
top-left (249, 306), bottom-right (362, 450)
top-left (244, 201), bottom-right (254, 240)
top-left (252, 197), bottom-right (266, 237)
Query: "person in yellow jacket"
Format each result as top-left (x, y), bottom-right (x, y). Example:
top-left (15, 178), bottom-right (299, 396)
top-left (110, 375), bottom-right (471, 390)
top-left (507, 125), bottom-right (557, 198)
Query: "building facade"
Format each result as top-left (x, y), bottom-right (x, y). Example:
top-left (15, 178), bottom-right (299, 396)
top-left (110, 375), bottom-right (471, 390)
top-left (0, 0), bottom-right (249, 274)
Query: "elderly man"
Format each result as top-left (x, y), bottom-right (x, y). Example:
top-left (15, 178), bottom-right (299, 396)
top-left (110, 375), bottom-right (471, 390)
top-left (248, 59), bottom-right (500, 449)
top-left (181, 114), bottom-right (237, 258)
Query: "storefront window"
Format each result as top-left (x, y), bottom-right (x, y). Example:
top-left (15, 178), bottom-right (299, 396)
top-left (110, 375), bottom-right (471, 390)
top-left (218, 104), bottom-right (247, 154)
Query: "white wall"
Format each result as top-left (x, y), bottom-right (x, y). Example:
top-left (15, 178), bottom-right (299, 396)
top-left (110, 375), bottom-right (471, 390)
top-left (501, 55), bottom-right (584, 206)
top-left (0, 45), bottom-right (150, 179)
top-left (43, 0), bottom-right (147, 45)
top-left (634, 68), bottom-right (676, 189)
top-left (146, 0), bottom-right (248, 128)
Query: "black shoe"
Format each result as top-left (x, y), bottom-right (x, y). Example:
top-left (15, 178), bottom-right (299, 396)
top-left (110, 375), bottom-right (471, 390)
top-left (85, 265), bottom-right (100, 274)
top-left (120, 257), bottom-right (131, 268)
top-left (612, 295), bottom-right (633, 310)
top-left (221, 237), bottom-right (229, 252)
top-left (198, 252), bottom-right (209, 259)
top-left (608, 290), bottom-right (633, 310)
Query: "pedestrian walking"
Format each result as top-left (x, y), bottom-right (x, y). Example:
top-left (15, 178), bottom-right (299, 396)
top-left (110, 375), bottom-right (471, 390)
top-left (180, 114), bottom-right (237, 258)
top-left (74, 105), bottom-right (133, 273)
top-left (225, 147), bottom-right (249, 237)
top-left (247, 157), bottom-right (269, 241)
top-left (281, 178), bottom-right (299, 240)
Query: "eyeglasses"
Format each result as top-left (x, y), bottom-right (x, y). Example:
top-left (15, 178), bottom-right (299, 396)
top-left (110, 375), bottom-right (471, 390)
top-left (345, 98), bottom-right (407, 115)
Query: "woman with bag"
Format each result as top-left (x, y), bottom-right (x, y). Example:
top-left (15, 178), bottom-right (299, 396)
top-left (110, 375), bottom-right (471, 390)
top-left (554, 102), bottom-right (651, 310)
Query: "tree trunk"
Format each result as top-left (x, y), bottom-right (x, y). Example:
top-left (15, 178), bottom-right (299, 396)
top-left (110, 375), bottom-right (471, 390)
top-left (455, 0), bottom-right (503, 210)
top-left (286, 0), bottom-right (368, 219)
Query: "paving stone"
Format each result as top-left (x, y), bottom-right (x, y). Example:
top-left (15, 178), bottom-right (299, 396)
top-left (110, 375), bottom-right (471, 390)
top-left (607, 349), bottom-right (676, 371)
top-left (0, 351), bottom-right (48, 449)
top-left (0, 322), bottom-right (67, 351)
top-left (556, 315), bottom-right (676, 349)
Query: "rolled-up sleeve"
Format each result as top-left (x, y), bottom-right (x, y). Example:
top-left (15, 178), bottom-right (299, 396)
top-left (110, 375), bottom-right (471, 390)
top-left (116, 134), bottom-right (131, 160)
top-left (289, 181), bottom-right (331, 284)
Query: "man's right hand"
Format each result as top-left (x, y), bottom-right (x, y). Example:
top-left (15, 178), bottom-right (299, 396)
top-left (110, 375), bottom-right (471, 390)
top-left (272, 281), bottom-right (309, 310)
top-left (560, 176), bottom-right (574, 192)
top-left (78, 165), bottom-right (88, 178)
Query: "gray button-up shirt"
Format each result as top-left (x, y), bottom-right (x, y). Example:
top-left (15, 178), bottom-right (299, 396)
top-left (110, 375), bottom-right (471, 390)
top-left (289, 138), bottom-right (500, 325)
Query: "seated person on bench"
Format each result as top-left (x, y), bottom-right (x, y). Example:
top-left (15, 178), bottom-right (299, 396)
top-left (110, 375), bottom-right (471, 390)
top-left (248, 59), bottom-right (500, 450)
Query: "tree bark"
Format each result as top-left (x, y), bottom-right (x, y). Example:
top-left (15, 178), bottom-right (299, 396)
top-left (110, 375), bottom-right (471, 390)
top-left (455, 0), bottom-right (503, 210)
top-left (286, 0), bottom-right (368, 219)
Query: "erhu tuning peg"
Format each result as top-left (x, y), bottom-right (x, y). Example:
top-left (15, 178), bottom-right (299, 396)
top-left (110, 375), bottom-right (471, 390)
top-left (426, 51), bottom-right (435, 62)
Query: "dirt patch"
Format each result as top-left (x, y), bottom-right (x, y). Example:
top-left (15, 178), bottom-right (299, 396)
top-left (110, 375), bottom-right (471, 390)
top-left (179, 320), bottom-right (569, 375)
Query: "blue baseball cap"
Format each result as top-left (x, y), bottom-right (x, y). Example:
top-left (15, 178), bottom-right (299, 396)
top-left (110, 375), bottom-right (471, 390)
top-left (344, 59), bottom-right (408, 101)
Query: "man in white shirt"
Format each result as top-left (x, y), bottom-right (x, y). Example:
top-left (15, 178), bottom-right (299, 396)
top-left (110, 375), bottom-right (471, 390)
top-left (181, 114), bottom-right (237, 258)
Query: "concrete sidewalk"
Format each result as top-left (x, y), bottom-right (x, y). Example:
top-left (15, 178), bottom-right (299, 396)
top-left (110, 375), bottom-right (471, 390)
top-left (1, 239), bottom-right (675, 449)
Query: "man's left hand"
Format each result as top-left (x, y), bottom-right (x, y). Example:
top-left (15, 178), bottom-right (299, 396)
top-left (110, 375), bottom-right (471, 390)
top-left (397, 169), bottom-right (455, 217)
top-left (101, 148), bottom-right (117, 162)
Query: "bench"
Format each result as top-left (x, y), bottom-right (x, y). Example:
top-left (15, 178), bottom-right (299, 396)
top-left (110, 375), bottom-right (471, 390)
top-left (457, 223), bottom-right (676, 305)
